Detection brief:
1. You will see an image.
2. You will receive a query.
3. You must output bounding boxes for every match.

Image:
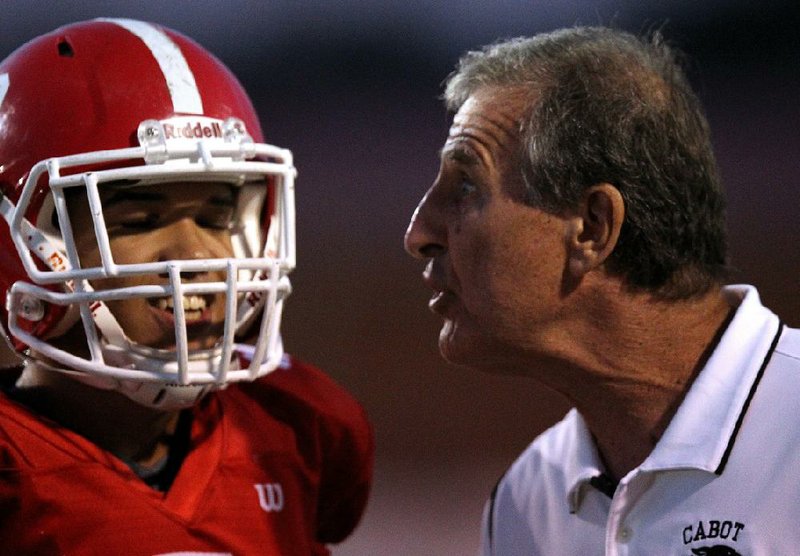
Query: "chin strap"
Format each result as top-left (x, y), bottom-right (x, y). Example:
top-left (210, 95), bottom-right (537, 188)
top-left (116, 379), bottom-right (218, 409)
top-left (67, 295), bottom-right (228, 410)
top-left (33, 357), bottom-right (221, 410)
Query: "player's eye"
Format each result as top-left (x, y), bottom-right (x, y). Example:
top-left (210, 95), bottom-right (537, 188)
top-left (195, 209), bottom-right (236, 231)
top-left (116, 212), bottom-right (161, 230)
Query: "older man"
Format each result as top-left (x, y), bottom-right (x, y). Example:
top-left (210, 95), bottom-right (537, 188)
top-left (405, 27), bottom-right (798, 555)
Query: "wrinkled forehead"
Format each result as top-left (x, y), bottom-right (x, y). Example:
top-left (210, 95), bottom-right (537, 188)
top-left (443, 87), bottom-right (529, 165)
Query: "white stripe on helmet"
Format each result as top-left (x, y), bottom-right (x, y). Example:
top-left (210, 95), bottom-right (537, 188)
top-left (0, 73), bottom-right (8, 109)
top-left (98, 18), bottom-right (203, 114)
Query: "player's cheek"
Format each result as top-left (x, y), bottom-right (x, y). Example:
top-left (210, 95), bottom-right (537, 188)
top-left (207, 230), bottom-right (236, 258)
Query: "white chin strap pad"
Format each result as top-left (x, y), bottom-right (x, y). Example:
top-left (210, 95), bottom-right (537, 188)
top-left (66, 368), bottom-right (217, 410)
top-left (117, 380), bottom-right (217, 410)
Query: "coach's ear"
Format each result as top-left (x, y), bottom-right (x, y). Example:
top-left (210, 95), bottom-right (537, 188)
top-left (565, 183), bottom-right (624, 278)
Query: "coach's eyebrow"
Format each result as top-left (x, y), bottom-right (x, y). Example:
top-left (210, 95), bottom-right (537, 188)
top-left (441, 144), bottom-right (483, 167)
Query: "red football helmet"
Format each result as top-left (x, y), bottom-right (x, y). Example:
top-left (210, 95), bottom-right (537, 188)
top-left (0, 18), bottom-right (296, 408)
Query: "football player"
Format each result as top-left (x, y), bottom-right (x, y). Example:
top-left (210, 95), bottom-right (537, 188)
top-left (0, 18), bottom-right (373, 555)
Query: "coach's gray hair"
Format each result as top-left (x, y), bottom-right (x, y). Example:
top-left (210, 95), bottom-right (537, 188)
top-left (444, 27), bottom-right (728, 299)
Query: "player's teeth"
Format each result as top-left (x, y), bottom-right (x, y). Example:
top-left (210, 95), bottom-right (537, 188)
top-left (185, 309), bottom-right (201, 322)
top-left (155, 296), bottom-right (207, 312)
top-left (186, 295), bottom-right (206, 311)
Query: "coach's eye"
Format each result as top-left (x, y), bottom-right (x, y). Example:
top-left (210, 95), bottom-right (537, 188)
top-left (460, 178), bottom-right (477, 196)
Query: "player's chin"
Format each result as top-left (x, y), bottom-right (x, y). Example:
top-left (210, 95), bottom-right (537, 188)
top-left (185, 321), bottom-right (226, 351)
top-left (129, 319), bottom-right (225, 351)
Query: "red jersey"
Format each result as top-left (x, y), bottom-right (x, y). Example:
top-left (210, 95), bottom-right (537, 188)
top-left (0, 355), bottom-right (373, 556)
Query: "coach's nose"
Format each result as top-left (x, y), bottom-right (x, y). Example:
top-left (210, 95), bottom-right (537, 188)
top-left (404, 184), bottom-right (447, 259)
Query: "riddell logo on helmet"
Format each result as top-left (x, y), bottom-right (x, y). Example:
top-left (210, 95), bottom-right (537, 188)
top-left (163, 121), bottom-right (223, 140)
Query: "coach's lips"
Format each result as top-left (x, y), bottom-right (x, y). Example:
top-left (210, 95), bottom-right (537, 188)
top-left (423, 262), bottom-right (454, 316)
top-left (428, 289), bottom-right (455, 315)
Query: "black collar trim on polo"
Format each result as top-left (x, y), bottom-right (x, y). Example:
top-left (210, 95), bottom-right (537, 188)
top-left (715, 321), bottom-right (784, 475)
top-left (486, 470), bottom-right (507, 550)
top-left (589, 472), bottom-right (618, 498)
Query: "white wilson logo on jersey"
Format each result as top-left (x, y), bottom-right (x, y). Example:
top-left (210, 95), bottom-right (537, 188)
top-left (254, 483), bottom-right (284, 512)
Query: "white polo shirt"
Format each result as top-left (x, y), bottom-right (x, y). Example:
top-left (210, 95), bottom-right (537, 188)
top-left (481, 285), bottom-right (800, 555)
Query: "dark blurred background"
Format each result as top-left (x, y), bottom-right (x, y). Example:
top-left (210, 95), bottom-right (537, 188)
top-left (2, 2), bottom-right (797, 554)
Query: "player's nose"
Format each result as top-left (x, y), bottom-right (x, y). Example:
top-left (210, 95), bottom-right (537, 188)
top-left (156, 218), bottom-right (231, 279)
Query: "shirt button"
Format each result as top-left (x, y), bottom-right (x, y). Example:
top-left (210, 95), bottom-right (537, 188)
top-left (618, 526), bottom-right (632, 542)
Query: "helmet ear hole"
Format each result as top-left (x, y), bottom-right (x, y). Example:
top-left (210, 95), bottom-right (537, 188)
top-left (57, 39), bottom-right (74, 58)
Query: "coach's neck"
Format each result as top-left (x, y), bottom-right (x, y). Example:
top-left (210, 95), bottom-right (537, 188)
top-left (558, 281), bottom-right (732, 482)
top-left (539, 183), bottom-right (733, 480)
